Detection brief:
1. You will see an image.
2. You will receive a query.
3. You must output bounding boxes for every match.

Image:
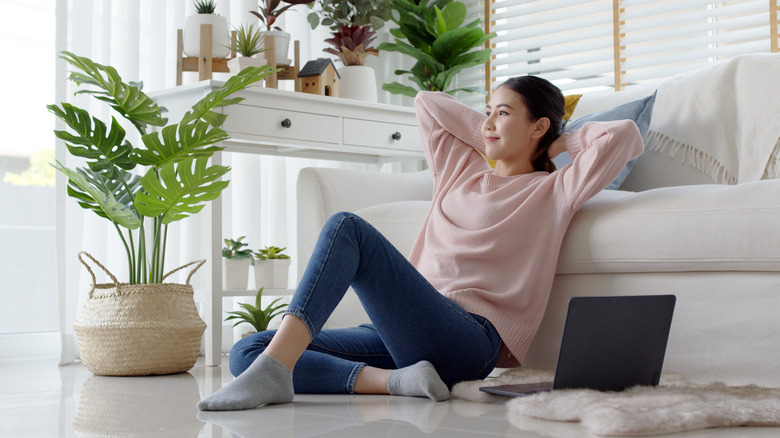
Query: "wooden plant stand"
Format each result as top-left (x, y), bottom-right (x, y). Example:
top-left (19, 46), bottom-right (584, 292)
top-left (176, 24), bottom-right (300, 91)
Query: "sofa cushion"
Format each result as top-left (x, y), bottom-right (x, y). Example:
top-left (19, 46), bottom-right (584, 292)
top-left (557, 179), bottom-right (780, 274)
top-left (554, 92), bottom-right (657, 190)
top-left (354, 200), bottom-right (430, 257)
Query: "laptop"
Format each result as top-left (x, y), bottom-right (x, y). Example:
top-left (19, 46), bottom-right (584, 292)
top-left (480, 294), bottom-right (676, 397)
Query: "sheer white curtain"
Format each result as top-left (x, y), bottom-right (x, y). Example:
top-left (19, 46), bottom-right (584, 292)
top-left (57, 0), bottom-right (405, 364)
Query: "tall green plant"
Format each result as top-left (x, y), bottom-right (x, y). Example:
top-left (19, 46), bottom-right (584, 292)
top-left (378, 0), bottom-right (495, 97)
top-left (50, 51), bottom-right (278, 284)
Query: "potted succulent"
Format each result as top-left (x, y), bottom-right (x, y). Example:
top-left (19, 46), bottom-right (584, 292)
top-left (253, 246), bottom-right (291, 289)
top-left (307, 0), bottom-right (393, 101)
top-left (378, 0), bottom-right (495, 97)
top-left (225, 287), bottom-right (289, 336)
top-left (222, 236), bottom-right (254, 290)
top-left (184, 0), bottom-right (231, 58)
top-left (251, 0), bottom-right (315, 66)
top-left (50, 51), bottom-right (277, 375)
top-left (227, 22), bottom-right (267, 74)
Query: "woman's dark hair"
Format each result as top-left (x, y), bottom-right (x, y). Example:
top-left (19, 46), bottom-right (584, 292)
top-left (500, 76), bottom-right (565, 173)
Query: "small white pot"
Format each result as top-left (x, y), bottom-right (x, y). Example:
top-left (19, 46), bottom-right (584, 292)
top-left (227, 56), bottom-right (266, 75)
top-left (262, 30), bottom-right (291, 66)
top-left (223, 259), bottom-right (251, 290)
top-left (254, 259), bottom-right (291, 289)
top-left (184, 14), bottom-right (230, 58)
top-left (338, 65), bottom-right (378, 102)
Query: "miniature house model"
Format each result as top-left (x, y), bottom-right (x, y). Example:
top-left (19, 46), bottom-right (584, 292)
top-left (298, 59), bottom-right (340, 97)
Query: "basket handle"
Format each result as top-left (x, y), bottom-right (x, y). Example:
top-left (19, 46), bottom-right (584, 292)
top-left (78, 251), bottom-right (120, 297)
top-left (162, 259), bottom-right (206, 285)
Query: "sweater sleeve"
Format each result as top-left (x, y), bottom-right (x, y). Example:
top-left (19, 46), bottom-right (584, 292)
top-left (559, 120), bottom-right (644, 210)
top-left (414, 91), bottom-right (487, 177)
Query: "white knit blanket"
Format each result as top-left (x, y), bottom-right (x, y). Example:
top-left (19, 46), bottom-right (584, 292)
top-left (644, 53), bottom-right (780, 184)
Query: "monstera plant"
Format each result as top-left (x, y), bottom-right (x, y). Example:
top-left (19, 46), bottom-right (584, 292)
top-left (50, 52), bottom-right (277, 284)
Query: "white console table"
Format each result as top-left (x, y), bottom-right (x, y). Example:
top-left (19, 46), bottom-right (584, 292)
top-left (152, 82), bottom-right (424, 366)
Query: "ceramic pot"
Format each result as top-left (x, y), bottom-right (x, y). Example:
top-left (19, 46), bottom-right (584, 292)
top-left (183, 14), bottom-right (230, 58)
top-left (254, 259), bottom-right (291, 289)
top-left (227, 56), bottom-right (266, 74)
top-left (262, 30), bottom-right (291, 66)
top-left (338, 65), bottom-right (378, 102)
top-left (223, 258), bottom-right (251, 290)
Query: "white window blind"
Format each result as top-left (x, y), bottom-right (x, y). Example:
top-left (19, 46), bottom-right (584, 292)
top-left (491, 0), bottom-right (615, 94)
top-left (488, 0), bottom-right (780, 94)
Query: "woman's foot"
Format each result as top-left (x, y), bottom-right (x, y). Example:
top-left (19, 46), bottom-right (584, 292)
top-left (197, 355), bottom-right (293, 411)
top-left (387, 361), bottom-right (449, 401)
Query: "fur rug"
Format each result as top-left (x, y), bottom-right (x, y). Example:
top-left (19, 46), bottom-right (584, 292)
top-left (451, 368), bottom-right (780, 436)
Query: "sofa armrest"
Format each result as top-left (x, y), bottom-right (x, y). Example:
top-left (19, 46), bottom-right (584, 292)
top-left (296, 167), bottom-right (432, 281)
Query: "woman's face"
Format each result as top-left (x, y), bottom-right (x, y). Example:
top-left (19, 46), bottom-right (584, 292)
top-left (482, 86), bottom-right (547, 171)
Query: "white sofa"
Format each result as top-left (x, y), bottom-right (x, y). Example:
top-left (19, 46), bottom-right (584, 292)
top-left (296, 57), bottom-right (780, 387)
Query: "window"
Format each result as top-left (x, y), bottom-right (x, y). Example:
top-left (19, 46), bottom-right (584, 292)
top-left (486, 0), bottom-right (780, 94)
top-left (0, 0), bottom-right (58, 356)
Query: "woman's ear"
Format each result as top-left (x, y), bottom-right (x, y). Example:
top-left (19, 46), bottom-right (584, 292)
top-left (532, 117), bottom-right (551, 139)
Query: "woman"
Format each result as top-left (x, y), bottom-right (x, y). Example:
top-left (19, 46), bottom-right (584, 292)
top-left (197, 76), bottom-right (643, 411)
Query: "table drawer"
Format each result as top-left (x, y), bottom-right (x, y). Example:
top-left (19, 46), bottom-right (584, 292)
top-left (343, 118), bottom-right (420, 151)
top-left (223, 105), bottom-right (340, 144)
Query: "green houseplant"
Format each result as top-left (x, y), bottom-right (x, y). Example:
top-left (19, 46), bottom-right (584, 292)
top-left (251, 0), bottom-right (315, 66)
top-left (307, 0), bottom-right (392, 66)
top-left (378, 0), bottom-right (495, 97)
top-left (51, 52), bottom-right (278, 284)
top-left (253, 245), bottom-right (292, 289)
top-left (222, 236), bottom-right (255, 290)
top-left (225, 287), bottom-right (289, 333)
top-left (227, 23), bottom-right (267, 74)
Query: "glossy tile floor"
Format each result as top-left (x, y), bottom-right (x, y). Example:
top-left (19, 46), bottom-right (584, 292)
top-left (2, 356), bottom-right (780, 438)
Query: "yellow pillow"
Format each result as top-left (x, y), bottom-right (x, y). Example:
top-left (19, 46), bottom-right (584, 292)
top-left (483, 94), bottom-right (582, 168)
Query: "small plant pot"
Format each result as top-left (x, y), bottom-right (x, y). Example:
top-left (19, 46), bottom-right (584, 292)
top-left (262, 30), bottom-right (291, 66)
top-left (254, 259), bottom-right (291, 289)
top-left (227, 56), bottom-right (266, 75)
top-left (183, 14), bottom-right (230, 58)
top-left (223, 259), bottom-right (251, 290)
top-left (338, 65), bottom-right (377, 102)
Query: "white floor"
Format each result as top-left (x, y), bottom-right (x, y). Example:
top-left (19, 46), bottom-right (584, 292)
top-left (2, 357), bottom-right (779, 438)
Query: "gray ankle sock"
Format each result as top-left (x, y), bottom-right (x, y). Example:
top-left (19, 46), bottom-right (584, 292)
top-left (197, 354), bottom-right (293, 411)
top-left (387, 360), bottom-right (449, 401)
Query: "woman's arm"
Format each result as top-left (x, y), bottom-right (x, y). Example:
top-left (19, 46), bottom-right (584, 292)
top-left (414, 92), bottom-right (487, 177)
top-left (559, 120), bottom-right (643, 209)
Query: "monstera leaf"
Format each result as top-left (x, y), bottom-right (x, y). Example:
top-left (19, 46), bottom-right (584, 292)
top-left (53, 162), bottom-right (142, 229)
top-left (59, 51), bottom-right (166, 133)
top-left (48, 103), bottom-right (136, 175)
top-left (182, 65), bottom-right (279, 128)
top-left (134, 122), bottom-right (228, 167)
top-left (135, 157), bottom-right (230, 224)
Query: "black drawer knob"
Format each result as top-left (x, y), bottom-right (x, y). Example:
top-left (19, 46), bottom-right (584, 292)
top-left (281, 118), bottom-right (292, 128)
top-left (391, 131), bottom-right (402, 141)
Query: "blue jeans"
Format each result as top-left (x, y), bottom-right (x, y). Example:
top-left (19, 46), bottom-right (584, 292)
top-left (230, 212), bottom-right (503, 393)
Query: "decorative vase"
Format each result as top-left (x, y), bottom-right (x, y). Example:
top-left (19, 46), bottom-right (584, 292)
top-left (227, 56), bottom-right (266, 75)
top-left (223, 258), bottom-right (252, 290)
top-left (338, 65), bottom-right (378, 102)
top-left (183, 14), bottom-right (230, 58)
top-left (254, 259), bottom-right (291, 289)
top-left (73, 252), bottom-right (207, 376)
top-left (262, 30), bottom-right (291, 66)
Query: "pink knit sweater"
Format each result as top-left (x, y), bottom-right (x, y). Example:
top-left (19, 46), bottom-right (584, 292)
top-left (409, 91), bottom-right (643, 367)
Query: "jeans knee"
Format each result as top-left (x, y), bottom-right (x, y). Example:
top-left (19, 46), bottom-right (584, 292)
top-left (228, 330), bottom-right (275, 377)
top-left (327, 211), bottom-right (359, 227)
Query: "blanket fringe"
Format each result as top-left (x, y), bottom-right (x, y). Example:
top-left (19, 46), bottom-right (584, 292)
top-left (763, 138), bottom-right (780, 179)
top-left (645, 131), bottom-right (737, 184)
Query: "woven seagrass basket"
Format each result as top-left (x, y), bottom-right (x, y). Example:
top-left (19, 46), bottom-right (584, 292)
top-left (74, 252), bottom-right (207, 376)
